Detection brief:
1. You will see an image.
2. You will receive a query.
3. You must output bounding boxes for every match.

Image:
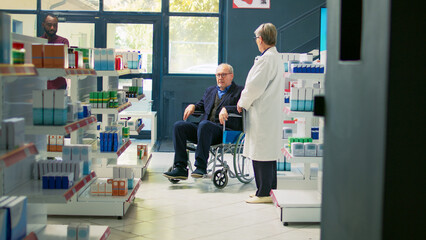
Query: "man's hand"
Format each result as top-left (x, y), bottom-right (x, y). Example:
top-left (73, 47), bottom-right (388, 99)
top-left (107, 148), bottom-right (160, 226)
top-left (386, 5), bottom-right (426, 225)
top-left (183, 104), bottom-right (195, 120)
top-left (219, 107), bottom-right (229, 125)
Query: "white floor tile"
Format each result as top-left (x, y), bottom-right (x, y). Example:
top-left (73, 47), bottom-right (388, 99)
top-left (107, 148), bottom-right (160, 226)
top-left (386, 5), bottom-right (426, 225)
top-left (46, 151), bottom-right (321, 239)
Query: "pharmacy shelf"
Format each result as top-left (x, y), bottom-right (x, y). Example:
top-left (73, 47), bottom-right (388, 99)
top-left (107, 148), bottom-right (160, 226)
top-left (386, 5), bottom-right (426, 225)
top-left (43, 151), bottom-right (62, 158)
top-left (32, 224), bottom-right (110, 240)
top-left (0, 143), bottom-right (38, 168)
top-left (91, 102), bottom-right (132, 115)
top-left (127, 94), bottom-right (145, 102)
top-left (283, 106), bottom-right (314, 118)
top-left (36, 68), bottom-right (96, 78)
top-left (8, 171), bottom-right (97, 203)
top-left (79, 178), bottom-right (141, 203)
top-left (106, 152), bottom-right (151, 168)
top-left (281, 147), bottom-right (322, 164)
top-left (284, 72), bottom-right (325, 80)
top-left (271, 189), bottom-right (321, 226)
top-left (26, 116), bottom-right (97, 135)
top-left (129, 69), bottom-right (143, 74)
top-left (130, 123), bottom-right (145, 135)
top-left (96, 69), bottom-right (131, 77)
top-left (47, 178), bottom-right (141, 217)
top-left (0, 64), bottom-right (37, 76)
top-left (92, 139), bottom-right (132, 158)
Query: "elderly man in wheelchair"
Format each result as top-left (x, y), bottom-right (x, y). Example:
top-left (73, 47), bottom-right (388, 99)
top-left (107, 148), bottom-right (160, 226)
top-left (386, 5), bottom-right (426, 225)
top-left (163, 63), bottom-right (248, 187)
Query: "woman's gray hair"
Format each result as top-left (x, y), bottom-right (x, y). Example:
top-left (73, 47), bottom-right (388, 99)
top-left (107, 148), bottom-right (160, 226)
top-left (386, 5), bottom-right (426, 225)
top-left (254, 23), bottom-right (277, 46)
top-left (217, 63), bottom-right (234, 74)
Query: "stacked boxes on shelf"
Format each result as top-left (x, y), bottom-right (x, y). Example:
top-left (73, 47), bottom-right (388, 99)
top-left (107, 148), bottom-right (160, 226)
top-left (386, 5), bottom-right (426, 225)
top-left (42, 172), bottom-right (74, 189)
top-left (287, 137), bottom-right (323, 157)
top-left (33, 90), bottom-right (68, 125)
top-left (0, 118), bottom-right (25, 150)
top-left (118, 117), bottom-right (143, 137)
top-left (0, 196), bottom-right (27, 240)
top-left (137, 144), bottom-right (148, 161)
top-left (290, 86), bottom-right (324, 112)
top-left (113, 167), bottom-right (135, 189)
top-left (93, 48), bottom-right (115, 71)
top-left (67, 223), bottom-right (90, 240)
top-left (99, 125), bottom-right (123, 152)
top-left (115, 50), bottom-right (142, 70)
top-left (89, 91), bottom-right (127, 109)
top-left (90, 178), bottom-right (129, 196)
top-left (31, 43), bottom-right (68, 68)
top-left (47, 135), bottom-right (64, 152)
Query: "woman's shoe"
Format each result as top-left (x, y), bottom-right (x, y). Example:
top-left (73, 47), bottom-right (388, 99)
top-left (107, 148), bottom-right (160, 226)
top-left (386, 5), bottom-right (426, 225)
top-left (245, 196), bottom-right (272, 204)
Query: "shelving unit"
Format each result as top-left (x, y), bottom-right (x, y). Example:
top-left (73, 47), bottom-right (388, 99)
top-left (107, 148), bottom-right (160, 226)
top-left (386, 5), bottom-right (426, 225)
top-left (273, 69), bottom-right (325, 226)
top-left (48, 178), bottom-right (142, 217)
top-left (127, 94), bottom-right (146, 102)
top-left (25, 116), bottom-right (97, 136)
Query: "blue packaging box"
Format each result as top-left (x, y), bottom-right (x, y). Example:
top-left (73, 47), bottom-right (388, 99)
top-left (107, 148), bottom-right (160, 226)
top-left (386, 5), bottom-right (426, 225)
top-left (1, 196), bottom-right (27, 240)
top-left (55, 176), bottom-right (62, 189)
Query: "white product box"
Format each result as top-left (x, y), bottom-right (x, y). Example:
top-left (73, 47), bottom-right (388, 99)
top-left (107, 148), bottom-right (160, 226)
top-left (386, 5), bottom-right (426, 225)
top-left (49, 135), bottom-right (56, 152)
top-left (125, 168), bottom-right (133, 179)
top-left (98, 182), bottom-right (106, 196)
top-left (107, 48), bottom-right (115, 71)
top-left (32, 90), bottom-right (44, 125)
top-left (62, 145), bottom-right (72, 161)
top-left (105, 183), bottom-right (112, 196)
top-left (54, 90), bottom-right (67, 109)
top-left (79, 145), bottom-right (91, 161)
top-left (119, 168), bottom-right (126, 179)
top-left (113, 167), bottom-right (120, 179)
top-left (56, 135), bottom-right (64, 152)
top-left (67, 223), bottom-right (79, 240)
top-left (290, 87), bottom-right (299, 111)
top-left (316, 144), bottom-right (323, 157)
top-left (298, 88), bottom-right (306, 111)
top-left (94, 48), bottom-right (101, 70)
top-left (291, 142), bottom-right (305, 157)
top-left (100, 49), bottom-right (107, 70)
top-left (282, 127), bottom-right (293, 139)
top-left (304, 143), bottom-right (317, 157)
top-left (305, 87), bottom-right (314, 111)
top-left (43, 90), bottom-right (55, 125)
top-left (71, 145), bottom-right (80, 161)
top-left (77, 223), bottom-right (90, 240)
top-left (90, 182), bottom-right (99, 196)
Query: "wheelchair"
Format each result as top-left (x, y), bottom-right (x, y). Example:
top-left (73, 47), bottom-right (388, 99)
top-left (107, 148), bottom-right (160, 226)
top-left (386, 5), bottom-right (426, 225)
top-left (167, 113), bottom-right (254, 189)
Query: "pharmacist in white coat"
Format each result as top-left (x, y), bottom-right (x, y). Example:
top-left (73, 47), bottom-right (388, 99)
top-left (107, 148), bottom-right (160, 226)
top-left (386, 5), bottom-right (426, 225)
top-left (237, 23), bottom-right (284, 204)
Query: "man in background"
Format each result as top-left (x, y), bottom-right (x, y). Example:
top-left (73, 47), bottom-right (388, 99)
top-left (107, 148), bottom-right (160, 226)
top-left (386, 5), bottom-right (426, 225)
top-left (40, 13), bottom-right (69, 89)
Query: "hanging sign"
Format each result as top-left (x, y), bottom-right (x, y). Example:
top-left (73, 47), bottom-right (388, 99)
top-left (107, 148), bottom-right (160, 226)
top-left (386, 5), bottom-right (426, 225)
top-left (233, 0), bottom-right (270, 9)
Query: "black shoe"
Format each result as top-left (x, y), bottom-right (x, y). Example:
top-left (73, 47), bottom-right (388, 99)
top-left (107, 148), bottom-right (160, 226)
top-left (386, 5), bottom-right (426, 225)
top-left (191, 168), bottom-right (207, 178)
top-left (163, 167), bottom-right (188, 180)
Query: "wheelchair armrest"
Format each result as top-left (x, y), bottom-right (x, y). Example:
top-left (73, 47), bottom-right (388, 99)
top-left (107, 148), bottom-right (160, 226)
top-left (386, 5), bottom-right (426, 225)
top-left (192, 110), bottom-right (204, 118)
top-left (228, 113), bottom-right (242, 118)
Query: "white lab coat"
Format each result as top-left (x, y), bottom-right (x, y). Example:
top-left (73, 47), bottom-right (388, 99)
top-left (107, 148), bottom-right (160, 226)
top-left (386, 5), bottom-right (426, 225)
top-left (238, 46), bottom-right (284, 161)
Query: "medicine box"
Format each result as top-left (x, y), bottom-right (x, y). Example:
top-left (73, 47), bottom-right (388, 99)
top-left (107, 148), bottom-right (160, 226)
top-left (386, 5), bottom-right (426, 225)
top-left (57, 135), bottom-right (64, 152)
top-left (44, 44), bottom-right (68, 68)
top-left (43, 90), bottom-right (54, 125)
top-left (107, 48), bottom-right (115, 70)
top-left (290, 87), bottom-right (298, 111)
top-left (305, 88), bottom-right (314, 111)
top-left (298, 88), bottom-right (306, 111)
top-left (67, 223), bottom-right (79, 240)
top-left (54, 90), bottom-right (67, 125)
top-left (71, 145), bottom-right (80, 161)
top-left (0, 196), bottom-right (27, 240)
top-left (291, 142), bottom-right (305, 157)
top-left (316, 144), bottom-right (323, 157)
top-left (304, 143), bottom-right (317, 157)
top-left (31, 44), bottom-right (44, 68)
top-left (77, 223), bottom-right (90, 240)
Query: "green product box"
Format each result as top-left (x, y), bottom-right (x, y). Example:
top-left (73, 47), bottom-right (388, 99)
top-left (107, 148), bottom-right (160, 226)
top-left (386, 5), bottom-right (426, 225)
top-left (102, 91), bottom-right (109, 108)
top-left (110, 90), bottom-right (117, 100)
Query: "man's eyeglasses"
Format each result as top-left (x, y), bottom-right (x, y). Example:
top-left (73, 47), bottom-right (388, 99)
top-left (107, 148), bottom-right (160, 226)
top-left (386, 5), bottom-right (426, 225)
top-left (253, 36), bottom-right (259, 42)
top-left (216, 73), bottom-right (232, 78)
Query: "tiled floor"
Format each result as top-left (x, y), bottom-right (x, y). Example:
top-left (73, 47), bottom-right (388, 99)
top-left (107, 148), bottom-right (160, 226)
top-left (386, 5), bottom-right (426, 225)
top-left (48, 152), bottom-right (320, 240)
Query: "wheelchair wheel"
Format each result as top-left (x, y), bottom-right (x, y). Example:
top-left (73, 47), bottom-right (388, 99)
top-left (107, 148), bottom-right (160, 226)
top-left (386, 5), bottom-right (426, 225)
top-left (213, 169), bottom-right (228, 189)
top-left (166, 166), bottom-right (181, 184)
top-left (233, 133), bottom-right (254, 184)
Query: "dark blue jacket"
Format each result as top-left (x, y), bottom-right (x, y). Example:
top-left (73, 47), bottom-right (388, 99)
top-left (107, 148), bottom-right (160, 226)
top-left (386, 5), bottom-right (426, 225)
top-left (194, 81), bottom-right (243, 131)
